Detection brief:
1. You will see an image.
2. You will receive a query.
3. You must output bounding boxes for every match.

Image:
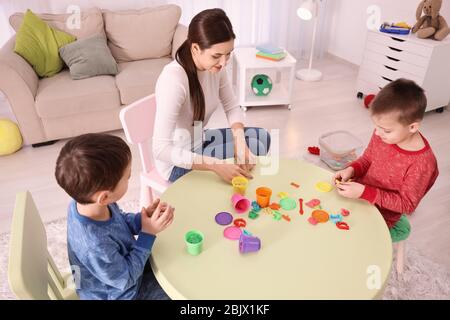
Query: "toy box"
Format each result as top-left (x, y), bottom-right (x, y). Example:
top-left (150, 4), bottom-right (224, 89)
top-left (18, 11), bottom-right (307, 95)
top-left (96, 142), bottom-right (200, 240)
top-left (318, 131), bottom-right (363, 171)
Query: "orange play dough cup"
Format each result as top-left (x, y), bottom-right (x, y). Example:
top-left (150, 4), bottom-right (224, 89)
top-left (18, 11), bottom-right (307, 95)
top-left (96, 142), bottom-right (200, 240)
top-left (256, 187), bottom-right (272, 208)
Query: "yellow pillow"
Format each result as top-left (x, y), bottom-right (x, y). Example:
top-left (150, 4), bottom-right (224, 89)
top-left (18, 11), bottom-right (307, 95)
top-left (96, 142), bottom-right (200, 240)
top-left (0, 119), bottom-right (23, 156)
top-left (14, 9), bottom-right (76, 77)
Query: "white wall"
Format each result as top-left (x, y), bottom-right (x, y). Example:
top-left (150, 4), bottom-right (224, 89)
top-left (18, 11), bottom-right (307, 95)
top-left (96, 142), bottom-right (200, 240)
top-left (0, 0), bottom-right (166, 47)
top-left (327, 0), bottom-right (450, 65)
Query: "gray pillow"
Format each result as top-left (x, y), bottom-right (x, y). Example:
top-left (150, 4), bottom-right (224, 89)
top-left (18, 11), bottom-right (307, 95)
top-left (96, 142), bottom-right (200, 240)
top-left (59, 34), bottom-right (118, 80)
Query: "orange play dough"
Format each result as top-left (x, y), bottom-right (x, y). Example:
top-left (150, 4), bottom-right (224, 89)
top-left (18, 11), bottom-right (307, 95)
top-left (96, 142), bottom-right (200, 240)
top-left (311, 210), bottom-right (329, 223)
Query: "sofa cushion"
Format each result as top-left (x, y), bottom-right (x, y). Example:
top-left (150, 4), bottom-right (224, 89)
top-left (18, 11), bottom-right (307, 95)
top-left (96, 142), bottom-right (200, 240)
top-left (59, 34), bottom-right (118, 80)
top-left (103, 5), bottom-right (181, 63)
top-left (115, 57), bottom-right (172, 105)
top-left (14, 10), bottom-right (76, 78)
top-left (35, 70), bottom-right (121, 118)
top-left (10, 7), bottom-right (105, 39)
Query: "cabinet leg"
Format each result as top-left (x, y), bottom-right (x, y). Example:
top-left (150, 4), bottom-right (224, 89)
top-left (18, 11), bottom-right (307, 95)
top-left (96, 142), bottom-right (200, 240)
top-left (357, 92), bottom-right (364, 99)
top-left (32, 140), bottom-right (58, 148)
top-left (436, 107), bottom-right (445, 114)
top-left (242, 106), bottom-right (247, 112)
top-left (287, 104), bottom-right (292, 110)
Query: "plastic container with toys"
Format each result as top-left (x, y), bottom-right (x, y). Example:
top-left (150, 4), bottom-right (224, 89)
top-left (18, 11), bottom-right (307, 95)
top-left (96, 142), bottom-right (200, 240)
top-left (318, 130), bottom-right (363, 171)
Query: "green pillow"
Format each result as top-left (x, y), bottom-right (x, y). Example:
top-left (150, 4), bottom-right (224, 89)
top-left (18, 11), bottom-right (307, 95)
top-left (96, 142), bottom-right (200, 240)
top-left (59, 35), bottom-right (118, 80)
top-left (14, 9), bottom-right (76, 77)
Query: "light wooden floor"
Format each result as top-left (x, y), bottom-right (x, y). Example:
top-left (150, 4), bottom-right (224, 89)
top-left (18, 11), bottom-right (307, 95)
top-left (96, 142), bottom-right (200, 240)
top-left (1, 56), bottom-right (449, 268)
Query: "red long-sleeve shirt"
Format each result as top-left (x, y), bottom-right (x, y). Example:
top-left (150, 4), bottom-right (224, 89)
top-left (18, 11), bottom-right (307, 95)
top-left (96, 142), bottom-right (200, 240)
top-left (350, 132), bottom-right (439, 228)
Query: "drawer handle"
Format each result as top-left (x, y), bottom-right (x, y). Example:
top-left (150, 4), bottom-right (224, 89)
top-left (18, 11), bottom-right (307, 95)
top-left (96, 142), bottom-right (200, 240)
top-left (391, 37), bottom-right (405, 42)
top-left (388, 46), bottom-right (403, 52)
top-left (382, 76), bottom-right (393, 82)
top-left (386, 56), bottom-right (400, 62)
top-left (384, 65), bottom-right (398, 71)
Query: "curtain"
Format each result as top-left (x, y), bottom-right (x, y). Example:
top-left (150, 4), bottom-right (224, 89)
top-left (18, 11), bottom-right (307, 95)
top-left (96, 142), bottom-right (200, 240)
top-left (168, 0), bottom-right (332, 60)
top-left (1, 0), bottom-right (332, 59)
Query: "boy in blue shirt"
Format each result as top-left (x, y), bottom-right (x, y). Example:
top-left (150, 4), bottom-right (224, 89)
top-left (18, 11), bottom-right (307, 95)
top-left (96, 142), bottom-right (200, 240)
top-left (55, 133), bottom-right (174, 300)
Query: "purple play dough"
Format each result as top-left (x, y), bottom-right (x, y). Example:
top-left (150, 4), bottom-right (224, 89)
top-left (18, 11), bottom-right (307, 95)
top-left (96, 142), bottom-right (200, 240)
top-left (215, 212), bottom-right (233, 225)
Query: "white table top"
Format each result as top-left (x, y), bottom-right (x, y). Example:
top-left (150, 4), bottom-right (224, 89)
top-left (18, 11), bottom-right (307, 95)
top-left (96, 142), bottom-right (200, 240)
top-left (233, 47), bottom-right (297, 68)
top-left (151, 157), bottom-right (393, 299)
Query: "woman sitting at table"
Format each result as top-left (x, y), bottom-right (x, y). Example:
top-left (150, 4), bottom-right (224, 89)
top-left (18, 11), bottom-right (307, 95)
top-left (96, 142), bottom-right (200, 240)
top-left (153, 8), bottom-right (271, 183)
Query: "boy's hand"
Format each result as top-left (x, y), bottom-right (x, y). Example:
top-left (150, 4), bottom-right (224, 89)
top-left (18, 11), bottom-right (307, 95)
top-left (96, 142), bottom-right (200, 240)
top-left (143, 198), bottom-right (160, 217)
top-left (141, 202), bottom-right (174, 235)
top-left (336, 181), bottom-right (365, 199)
top-left (334, 167), bottom-right (354, 185)
top-left (143, 199), bottom-right (168, 218)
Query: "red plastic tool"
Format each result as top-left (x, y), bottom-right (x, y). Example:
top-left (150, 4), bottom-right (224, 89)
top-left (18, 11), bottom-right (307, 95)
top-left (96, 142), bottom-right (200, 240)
top-left (336, 222), bottom-right (350, 230)
top-left (233, 218), bottom-right (247, 228)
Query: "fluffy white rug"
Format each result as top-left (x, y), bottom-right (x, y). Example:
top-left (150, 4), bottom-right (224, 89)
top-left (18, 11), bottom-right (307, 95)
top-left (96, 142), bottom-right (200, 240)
top-left (1, 199), bottom-right (449, 300)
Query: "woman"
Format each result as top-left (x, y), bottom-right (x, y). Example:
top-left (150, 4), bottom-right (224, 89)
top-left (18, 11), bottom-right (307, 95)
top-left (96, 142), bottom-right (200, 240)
top-left (154, 8), bottom-right (271, 183)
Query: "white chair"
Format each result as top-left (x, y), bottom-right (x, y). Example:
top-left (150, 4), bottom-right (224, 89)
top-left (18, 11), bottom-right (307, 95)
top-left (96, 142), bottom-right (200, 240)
top-left (120, 94), bottom-right (170, 208)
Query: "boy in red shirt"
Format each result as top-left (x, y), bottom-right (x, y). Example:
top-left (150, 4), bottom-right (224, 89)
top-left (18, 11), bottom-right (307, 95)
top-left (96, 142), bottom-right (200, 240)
top-left (335, 79), bottom-right (439, 242)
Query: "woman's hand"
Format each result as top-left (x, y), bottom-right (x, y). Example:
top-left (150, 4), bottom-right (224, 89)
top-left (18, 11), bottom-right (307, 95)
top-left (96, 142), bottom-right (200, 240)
top-left (230, 124), bottom-right (257, 173)
top-left (235, 146), bottom-right (257, 172)
top-left (212, 162), bottom-right (253, 183)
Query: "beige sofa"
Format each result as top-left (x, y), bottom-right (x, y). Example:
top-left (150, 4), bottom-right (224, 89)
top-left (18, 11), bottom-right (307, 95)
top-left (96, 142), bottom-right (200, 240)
top-left (0, 5), bottom-right (187, 146)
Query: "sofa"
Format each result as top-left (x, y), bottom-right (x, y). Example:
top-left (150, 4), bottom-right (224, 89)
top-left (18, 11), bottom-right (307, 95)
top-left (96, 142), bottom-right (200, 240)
top-left (0, 5), bottom-right (187, 146)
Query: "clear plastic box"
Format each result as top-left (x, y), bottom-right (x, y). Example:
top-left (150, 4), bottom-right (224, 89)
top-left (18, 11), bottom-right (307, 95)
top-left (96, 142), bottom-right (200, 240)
top-left (319, 130), bottom-right (363, 171)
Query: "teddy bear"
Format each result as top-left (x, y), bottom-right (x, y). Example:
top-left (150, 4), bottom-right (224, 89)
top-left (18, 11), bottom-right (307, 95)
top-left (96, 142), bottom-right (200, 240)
top-left (412, 0), bottom-right (450, 41)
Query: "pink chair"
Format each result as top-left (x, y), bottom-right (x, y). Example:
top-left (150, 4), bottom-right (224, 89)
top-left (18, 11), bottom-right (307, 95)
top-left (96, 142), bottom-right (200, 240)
top-left (119, 94), bottom-right (170, 208)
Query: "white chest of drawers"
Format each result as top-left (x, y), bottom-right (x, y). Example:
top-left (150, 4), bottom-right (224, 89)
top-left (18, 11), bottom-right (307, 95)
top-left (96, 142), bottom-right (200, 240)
top-left (356, 30), bottom-right (450, 112)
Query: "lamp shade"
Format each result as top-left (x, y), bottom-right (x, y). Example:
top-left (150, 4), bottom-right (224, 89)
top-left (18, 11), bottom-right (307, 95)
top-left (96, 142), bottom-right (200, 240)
top-left (297, 0), bottom-right (317, 21)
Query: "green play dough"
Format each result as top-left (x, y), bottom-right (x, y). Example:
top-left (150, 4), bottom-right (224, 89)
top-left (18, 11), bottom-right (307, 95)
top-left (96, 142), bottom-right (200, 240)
top-left (186, 233), bottom-right (202, 244)
top-left (280, 198), bottom-right (297, 210)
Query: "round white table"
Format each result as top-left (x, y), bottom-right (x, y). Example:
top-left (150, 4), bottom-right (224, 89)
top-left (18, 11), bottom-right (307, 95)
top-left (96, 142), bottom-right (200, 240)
top-left (151, 158), bottom-right (392, 299)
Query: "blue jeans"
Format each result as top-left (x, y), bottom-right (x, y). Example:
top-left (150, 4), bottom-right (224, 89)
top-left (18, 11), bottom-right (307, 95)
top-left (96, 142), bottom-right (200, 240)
top-left (168, 127), bottom-right (271, 182)
top-left (134, 261), bottom-right (170, 300)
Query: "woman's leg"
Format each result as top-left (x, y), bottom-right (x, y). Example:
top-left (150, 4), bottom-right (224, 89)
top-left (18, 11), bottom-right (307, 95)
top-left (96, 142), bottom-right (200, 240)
top-left (168, 127), bottom-right (271, 182)
top-left (167, 142), bottom-right (206, 182)
top-left (168, 166), bottom-right (191, 183)
top-left (203, 127), bottom-right (271, 160)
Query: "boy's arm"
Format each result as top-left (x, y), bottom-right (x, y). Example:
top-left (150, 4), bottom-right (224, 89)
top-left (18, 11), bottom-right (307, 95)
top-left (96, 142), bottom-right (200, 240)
top-left (349, 132), bottom-right (377, 178)
top-left (82, 232), bottom-right (156, 292)
top-left (116, 204), bottom-right (141, 235)
top-left (359, 160), bottom-right (438, 214)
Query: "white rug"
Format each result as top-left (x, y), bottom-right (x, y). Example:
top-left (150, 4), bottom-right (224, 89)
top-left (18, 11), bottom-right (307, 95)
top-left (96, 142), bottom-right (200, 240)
top-left (2, 199), bottom-right (450, 300)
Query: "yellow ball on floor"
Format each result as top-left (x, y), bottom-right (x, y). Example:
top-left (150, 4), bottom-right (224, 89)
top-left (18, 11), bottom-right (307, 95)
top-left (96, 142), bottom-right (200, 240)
top-left (0, 119), bottom-right (23, 156)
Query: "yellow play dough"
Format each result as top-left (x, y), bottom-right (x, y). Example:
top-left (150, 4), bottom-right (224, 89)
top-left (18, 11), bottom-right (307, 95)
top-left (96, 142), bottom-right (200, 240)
top-left (0, 119), bottom-right (23, 155)
top-left (315, 181), bottom-right (333, 193)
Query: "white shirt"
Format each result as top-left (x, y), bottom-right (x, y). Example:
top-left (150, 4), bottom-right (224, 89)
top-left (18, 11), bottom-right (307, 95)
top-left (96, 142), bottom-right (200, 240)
top-left (153, 60), bottom-right (245, 180)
